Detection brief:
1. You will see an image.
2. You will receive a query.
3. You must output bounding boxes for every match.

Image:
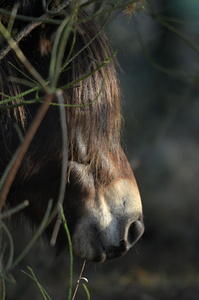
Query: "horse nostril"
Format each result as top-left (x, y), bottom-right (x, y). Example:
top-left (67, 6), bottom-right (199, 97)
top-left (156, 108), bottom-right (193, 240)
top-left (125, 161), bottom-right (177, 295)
top-left (127, 217), bottom-right (144, 246)
top-left (105, 217), bottom-right (144, 260)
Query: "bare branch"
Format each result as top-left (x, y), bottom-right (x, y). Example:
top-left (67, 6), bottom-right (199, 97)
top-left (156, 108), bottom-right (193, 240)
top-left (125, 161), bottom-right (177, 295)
top-left (0, 13), bottom-right (50, 61)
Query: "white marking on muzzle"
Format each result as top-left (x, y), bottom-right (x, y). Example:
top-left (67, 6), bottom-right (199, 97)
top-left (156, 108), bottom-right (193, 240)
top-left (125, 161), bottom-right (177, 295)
top-left (72, 179), bottom-right (143, 262)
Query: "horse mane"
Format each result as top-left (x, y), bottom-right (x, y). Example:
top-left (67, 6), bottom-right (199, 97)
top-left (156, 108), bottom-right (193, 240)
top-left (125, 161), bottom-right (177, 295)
top-left (63, 15), bottom-right (122, 169)
top-left (0, 9), bottom-right (122, 183)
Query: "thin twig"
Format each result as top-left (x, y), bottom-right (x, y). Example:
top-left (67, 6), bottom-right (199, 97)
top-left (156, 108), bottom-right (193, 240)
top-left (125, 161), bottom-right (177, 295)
top-left (0, 0), bottom-right (73, 61)
top-left (0, 22), bottom-right (50, 93)
top-left (49, 14), bottom-right (71, 88)
top-left (63, 8), bottom-right (114, 70)
top-left (0, 13), bottom-right (50, 61)
top-left (71, 260), bottom-right (87, 300)
top-left (60, 205), bottom-right (73, 300)
top-left (22, 267), bottom-right (52, 300)
top-left (150, 4), bottom-right (199, 56)
top-left (0, 219), bottom-right (14, 271)
top-left (50, 90), bottom-right (68, 246)
top-left (134, 19), bottom-right (193, 78)
top-left (7, 200), bottom-right (53, 273)
top-left (44, 0), bottom-right (72, 15)
top-left (0, 8), bottom-right (61, 24)
top-left (0, 200), bottom-right (29, 219)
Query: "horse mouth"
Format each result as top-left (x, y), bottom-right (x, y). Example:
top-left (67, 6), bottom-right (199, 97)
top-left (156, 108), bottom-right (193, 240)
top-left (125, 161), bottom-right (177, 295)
top-left (105, 242), bottom-right (128, 260)
top-left (89, 229), bottom-right (128, 262)
top-left (73, 236), bottom-right (131, 263)
top-left (76, 241), bottom-right (129, 263)
top-left (71, 214), bottom-right (144, 263)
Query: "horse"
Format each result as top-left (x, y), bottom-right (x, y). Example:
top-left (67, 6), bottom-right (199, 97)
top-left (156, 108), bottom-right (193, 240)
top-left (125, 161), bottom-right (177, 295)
top-left (0, 0), bottom-right (144, 263)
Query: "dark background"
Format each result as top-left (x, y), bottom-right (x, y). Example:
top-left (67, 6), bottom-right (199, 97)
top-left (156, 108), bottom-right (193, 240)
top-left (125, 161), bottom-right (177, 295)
top-left (4, 0), bottom-right (199, 299)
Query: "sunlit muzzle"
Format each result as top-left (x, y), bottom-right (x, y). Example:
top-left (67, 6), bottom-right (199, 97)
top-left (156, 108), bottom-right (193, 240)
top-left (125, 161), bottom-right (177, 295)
top-left (71, 179), bottom-right (144, 262)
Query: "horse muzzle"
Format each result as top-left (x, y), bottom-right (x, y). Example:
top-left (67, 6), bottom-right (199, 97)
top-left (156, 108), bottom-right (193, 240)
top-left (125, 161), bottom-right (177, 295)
top-left (71, 179), bottom-right (144, 262)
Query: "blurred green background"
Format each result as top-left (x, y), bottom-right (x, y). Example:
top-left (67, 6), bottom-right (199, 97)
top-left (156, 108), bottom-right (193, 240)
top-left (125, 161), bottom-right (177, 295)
top-left (3, 0), bottom-right (199, 299)
top-left (100, 0), bottom-right (199, 298)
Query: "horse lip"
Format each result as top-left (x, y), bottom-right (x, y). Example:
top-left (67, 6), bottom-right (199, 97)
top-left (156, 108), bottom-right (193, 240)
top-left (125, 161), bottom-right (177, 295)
top-left (105, 248), bottom-right (128, 260)
top-left (96, 239), bottom-right (128, 262)
top-left (94, 243), bottom-right (127, 261)
top-left (91, 237), bottom-right (107, 263)
top-left (93, 252), bottom-right (107, 263)
top-left (91, 245), bottom-right (127, 262)
top-left (104, 240), bottom-right (128, 260)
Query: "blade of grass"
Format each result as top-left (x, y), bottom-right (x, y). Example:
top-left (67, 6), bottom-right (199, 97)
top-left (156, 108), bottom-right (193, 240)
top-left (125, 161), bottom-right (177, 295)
top-left (1, 278), bottom-right (6, 300)
top-left (0, 85), bottom-right (40, 104)
top-left (22, 266), bottom-right (52, 300)
top-left (82, 283), bottom-right (90, 300)
top-left (8, 61), bottom-right (38, 85)
top-left (7, 3), bottom-right (19, 34)
top-left (60, 205), bottom-right (73, 300)
top-left (61, 51), bottom-right (116, 93)
top-left (0, 149), bottom-right (19, 191)
top-left (0, 220), bottom-right (14, 272)
top-left (7, 199), bottom-right (52, 272)
top-left (62, 8), bottom-right (113, 70)
top-left (49, 15), bottom-right (70, 89)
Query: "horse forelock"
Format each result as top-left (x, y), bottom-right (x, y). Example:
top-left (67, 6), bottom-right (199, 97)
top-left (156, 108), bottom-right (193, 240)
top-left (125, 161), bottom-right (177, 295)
top-left (0, 11), bottom-right (122, 184)
top-left (60, 15), bottom-right (122, 181)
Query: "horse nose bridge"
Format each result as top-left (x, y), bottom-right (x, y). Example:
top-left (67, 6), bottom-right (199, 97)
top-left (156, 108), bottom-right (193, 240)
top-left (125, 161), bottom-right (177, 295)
top-left (103, 178), bottom-right (143, 216)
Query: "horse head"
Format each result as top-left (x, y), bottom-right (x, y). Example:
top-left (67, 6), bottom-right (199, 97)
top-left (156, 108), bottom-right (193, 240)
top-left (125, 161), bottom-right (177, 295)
top-left (0, 1), bottom-right (144, 262)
